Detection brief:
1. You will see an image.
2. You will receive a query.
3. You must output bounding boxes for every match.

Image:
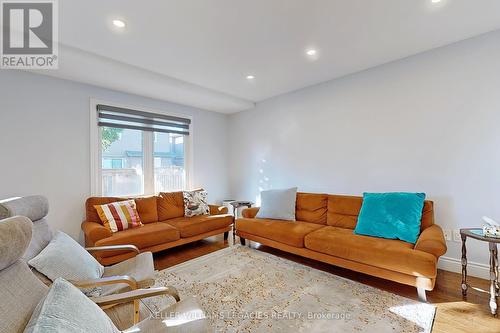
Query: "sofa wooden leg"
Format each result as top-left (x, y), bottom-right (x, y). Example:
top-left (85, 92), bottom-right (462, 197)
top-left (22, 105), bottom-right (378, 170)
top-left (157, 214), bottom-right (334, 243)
top-left (224, 231), bottom-right (229, 241)
top-left (417, 287), bottom-right (427, 302)
top-left (240, 237), bottom-right (246, 246)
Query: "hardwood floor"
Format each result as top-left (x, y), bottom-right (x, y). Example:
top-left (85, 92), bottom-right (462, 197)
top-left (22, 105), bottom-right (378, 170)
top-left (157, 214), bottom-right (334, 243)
top-left (153, 234), bottom-right (500, 333)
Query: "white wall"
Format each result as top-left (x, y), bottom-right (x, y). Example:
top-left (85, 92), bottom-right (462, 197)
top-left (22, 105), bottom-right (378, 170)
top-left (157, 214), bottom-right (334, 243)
top-left (0, 70), bottom-right (230, 242)
top-left (229, 30), bottom-right (500, 277)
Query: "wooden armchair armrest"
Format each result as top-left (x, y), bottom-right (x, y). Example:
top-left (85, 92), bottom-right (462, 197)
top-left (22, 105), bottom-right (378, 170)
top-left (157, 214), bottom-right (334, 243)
top-left (71, 275), bottom-right (138, 290)
top-left (209, 204), bottom-right (229, 215)
top-left (90, 286), bottom-right (180, 307)
top-left (86, 244), bottom-right (140, 255)
top-left (91, 286), bottom-right (180, 325)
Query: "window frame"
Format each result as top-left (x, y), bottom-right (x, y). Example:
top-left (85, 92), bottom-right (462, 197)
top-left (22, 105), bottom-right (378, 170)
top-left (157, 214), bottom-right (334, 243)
top-left (89, 99), bottom-right (194, 196)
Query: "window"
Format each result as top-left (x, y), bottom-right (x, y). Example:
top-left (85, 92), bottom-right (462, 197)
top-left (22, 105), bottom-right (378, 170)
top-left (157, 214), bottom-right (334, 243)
top-left (101, 128), bottom-right (144, 196)
top-left (112, 159), bottom-right (124, 169)
top-left (91, 103), bottom-right (191, 197)
top-left (154, 157), bottom-right (162, 168)
top-left (102, 158), bottom-right (124, 169)
top-left (154, 132), bottom-right (186, 193)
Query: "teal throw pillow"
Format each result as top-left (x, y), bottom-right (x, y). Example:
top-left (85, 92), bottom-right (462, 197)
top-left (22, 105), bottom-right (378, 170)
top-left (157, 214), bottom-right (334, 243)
top-left (354, 192), bottom-right (426, 244)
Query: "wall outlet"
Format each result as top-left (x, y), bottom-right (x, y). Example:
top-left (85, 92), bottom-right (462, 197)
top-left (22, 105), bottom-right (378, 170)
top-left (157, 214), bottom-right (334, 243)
top-left (443, 229), bottom-right (452, 241)
top-left (453, 229), bottom-right (461, 242)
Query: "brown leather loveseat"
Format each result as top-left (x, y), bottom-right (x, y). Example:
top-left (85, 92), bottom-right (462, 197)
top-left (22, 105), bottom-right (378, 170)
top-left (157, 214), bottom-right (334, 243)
top-left (236, 192), bottom-right (447, 301)
top-left (82, 191), bottom-right (232, 265)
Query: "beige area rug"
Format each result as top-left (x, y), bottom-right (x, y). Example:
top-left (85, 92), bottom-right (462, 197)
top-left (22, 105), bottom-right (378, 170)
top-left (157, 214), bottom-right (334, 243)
top-left (148, 245), bottom-right (435, 332)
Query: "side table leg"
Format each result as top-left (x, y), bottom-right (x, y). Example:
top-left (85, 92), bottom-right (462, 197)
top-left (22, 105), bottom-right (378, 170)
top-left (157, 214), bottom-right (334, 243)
top-left (461, 234), bottom-right (468, 297)
top-left (496, 244), bottom-right (500, 297)
top-left (232, 219), bottom-right (236, 245)
top-left (232, 207), bottom-right (237, 245)
top-left (489, 242), bottom-right (498, 316)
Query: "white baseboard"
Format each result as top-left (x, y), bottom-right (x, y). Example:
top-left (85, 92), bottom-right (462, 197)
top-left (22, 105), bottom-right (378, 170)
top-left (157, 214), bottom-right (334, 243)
top-left (438, 256), bottom-right (490, 280)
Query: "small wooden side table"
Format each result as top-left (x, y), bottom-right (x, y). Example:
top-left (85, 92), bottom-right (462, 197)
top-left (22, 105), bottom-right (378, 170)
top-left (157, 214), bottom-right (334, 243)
top-left (460, 228), bottom-right (500, 316)
top-left (229, 201), bottom-right (253, 245)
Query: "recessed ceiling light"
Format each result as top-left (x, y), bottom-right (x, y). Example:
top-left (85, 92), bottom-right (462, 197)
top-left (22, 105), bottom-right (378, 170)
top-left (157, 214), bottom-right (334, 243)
top-left (306, 49), bottom-right (317, 56)
top-left (246, 75), bottom-right (255, 80)
top-left (431, 0), bottom-right (441, 3)
top-left (112, 19), bottom-right (126, 28)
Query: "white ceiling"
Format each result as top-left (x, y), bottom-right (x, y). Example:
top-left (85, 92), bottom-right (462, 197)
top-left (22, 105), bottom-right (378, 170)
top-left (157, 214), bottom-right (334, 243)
top-left (54, 0), bottom-right (500, 113)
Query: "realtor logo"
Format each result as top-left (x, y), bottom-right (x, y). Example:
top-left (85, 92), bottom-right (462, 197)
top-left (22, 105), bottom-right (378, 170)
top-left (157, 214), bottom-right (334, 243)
top-left (1, 0), bottom-right (58, 69)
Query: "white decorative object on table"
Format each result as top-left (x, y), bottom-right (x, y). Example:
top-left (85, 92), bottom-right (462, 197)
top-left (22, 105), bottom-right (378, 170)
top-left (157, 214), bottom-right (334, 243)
top-left (482, 216), bottom-right (500, 238)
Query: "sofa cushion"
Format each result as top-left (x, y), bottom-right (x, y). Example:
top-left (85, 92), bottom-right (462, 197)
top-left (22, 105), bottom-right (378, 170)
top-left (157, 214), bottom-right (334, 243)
top-left (28, 231), bottom-right (105, 296)
top-left (28, 231), bottom-right (104, 281)
top-left (95, 223), bottom-right (180, 253)
top-left (157, 192), bottom-right (185, 220)
top-left (236, 218), bottom-right (324, 248)
top-left (24, 278), bottom-right (119, 333)
top-left (304, 226), bottom-right (437, 277)
top-left (296, 193), bottom-right (328, 225)
top-left (134, 196), bottom-right (158, 224)
top-left (86, 197), bottom-right (127, 222)
top-left (87, 197), bottom-right (157, 225)
top-left (354, 192), bottom-right (425, 244)
top-left (326, 195), bottom-right (363, 229)
top-left (256, 187), bottom-right (298, 221)
top-left (326, 195), bottom-right (435, 232)
top-left (183, 189), bottom-right (210, 217)
top-left (164, 214), bottom-right (232, 238)
top-left (94, 200), bottom-right (143, 233)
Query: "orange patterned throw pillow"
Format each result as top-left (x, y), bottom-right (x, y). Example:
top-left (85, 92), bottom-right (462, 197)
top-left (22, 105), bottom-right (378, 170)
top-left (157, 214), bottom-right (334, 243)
top-left (94, 200), bottom-right (143, 232)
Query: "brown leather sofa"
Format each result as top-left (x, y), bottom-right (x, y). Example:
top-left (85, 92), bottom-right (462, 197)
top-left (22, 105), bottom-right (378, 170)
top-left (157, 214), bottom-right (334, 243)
top-left (236, 192), bottom-right (447, 300)
top-left (82, 191), bottom-right (232, 265)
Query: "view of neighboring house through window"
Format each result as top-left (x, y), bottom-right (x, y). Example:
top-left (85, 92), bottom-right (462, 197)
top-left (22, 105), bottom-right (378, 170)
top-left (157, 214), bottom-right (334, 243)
top-left (102, 158), bottom-right (124, 169)
top-left (101, 127), bottom-right (144, 196)
top-left (154, 132), bottom-right (185, 193)
top-left (97, 104), bottom-right (190, 197)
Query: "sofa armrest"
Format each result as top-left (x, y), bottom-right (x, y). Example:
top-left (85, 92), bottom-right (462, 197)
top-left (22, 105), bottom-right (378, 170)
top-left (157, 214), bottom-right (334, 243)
top-left (415, 224), bottom-right (447, 258)
top-left (81, 221), bottom-right (112, 245)
top-left (209, 204), bottom-right (228, 215)
top-left (242, 207), bottom-right (260, 218)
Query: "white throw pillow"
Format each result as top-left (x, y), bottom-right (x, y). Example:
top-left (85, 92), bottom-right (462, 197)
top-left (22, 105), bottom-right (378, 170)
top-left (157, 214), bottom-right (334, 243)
top-left (24, 278), bottom-right (119, 333)
top-left (28, 231), bottom-right (104, 296)
top-left (183, 190), bottom-right (210, 217)
top-left (256, 187), bottom-right (298, 221)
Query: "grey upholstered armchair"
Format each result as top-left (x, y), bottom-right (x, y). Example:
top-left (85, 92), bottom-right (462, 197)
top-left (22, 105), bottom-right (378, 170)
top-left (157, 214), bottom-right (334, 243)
top-left (0, 196), bottom-right (202, 330)
top-left (0, 215), bottom-right (210, 332)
